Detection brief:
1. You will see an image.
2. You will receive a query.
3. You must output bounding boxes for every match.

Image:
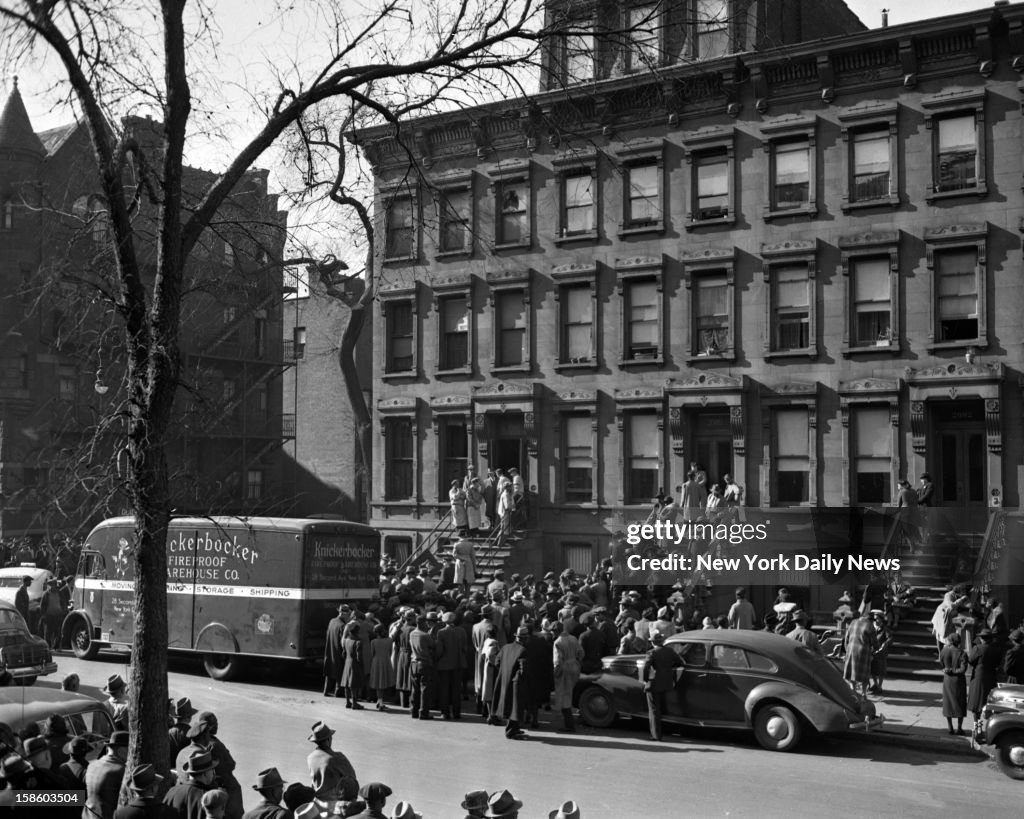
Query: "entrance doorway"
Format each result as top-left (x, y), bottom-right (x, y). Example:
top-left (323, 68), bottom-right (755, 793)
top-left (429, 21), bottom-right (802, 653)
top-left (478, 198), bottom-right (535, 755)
top-left (488, 413), bottom-right (526, 483)
top-left (931, 400), bottom-right (986, 507)
top-left (691, 409), bottom-right (733, 490)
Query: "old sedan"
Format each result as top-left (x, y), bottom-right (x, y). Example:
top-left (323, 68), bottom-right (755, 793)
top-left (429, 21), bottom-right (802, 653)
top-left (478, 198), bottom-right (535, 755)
top-left (574, 629), bottom-right (881, 751)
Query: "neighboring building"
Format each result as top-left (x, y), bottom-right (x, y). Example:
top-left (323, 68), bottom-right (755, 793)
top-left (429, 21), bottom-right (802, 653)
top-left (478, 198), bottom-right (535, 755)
top-left (356, 2), bottom-right (1024, 618)
top-left (0, 83), bottom-right (296, 541)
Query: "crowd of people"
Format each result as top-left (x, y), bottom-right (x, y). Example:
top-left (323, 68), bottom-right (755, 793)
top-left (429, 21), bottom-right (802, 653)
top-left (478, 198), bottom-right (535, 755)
top-left (448, 466), bottom-right (525, 539)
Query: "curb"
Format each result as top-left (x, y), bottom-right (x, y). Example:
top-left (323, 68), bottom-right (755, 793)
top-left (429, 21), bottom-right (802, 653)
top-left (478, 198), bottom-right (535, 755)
top-left (841, 728), bottom-right (988, 758)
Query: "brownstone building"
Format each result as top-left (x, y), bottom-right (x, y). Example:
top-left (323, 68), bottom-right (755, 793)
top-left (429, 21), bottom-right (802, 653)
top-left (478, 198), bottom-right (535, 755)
top-left (356, 2), bottom-right (1024, 632)
top-left (0, 84), bottom-right (297, 542)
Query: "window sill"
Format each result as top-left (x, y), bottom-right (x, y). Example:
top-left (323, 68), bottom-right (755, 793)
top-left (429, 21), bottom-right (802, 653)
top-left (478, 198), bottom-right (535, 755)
top-left (763, 347), bottom-right (817, 361)
top-left (553, 231), bottom-right (598, 245)
top-left (617, 222), bottom-right (664, 238)
top-left (925, 339), bottom-right (987, 353)
top-left (554, 360), bottom-right (597, 372)
top-left (493, 240), bottom-right (531, 252)
top-left (686, 352), bottom-right (735, 364)
top-left (841, 343), bottom-right (901, 357)
top-left (684, 214), bottom-right (735, 232)
top-left (556, 501), bottom-right (600, 509)
top-left (763, 205), bottom-right (817, 221)
top-left (382, 370), bottom-right (418, 381)
top-left (925, 185), bottom-right (987, 203)
top-left (619, 355), bottom-right (664, 368)
top-left (435, 247), bottom-right (472, 260)
top-left (436, 367), bottom-right (473, 377)
top-left (492, 364), bottom-right (531, 374)
top-left (383, 254), bottom-right (418, 264)
top-left (841, 196), bottom-right (899, 212)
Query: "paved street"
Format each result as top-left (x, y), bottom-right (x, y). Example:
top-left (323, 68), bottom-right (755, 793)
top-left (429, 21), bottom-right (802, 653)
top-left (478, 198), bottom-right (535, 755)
top-left (25, 654), bottom-right (1018, 818)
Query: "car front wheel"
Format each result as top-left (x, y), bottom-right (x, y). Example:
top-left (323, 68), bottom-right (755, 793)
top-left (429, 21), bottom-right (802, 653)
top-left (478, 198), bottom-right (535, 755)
top-left (995, 730), bottom-right (1024, 780)
top-left (577, 686), bottom-right (617, 729)
top-left (753, 703), bottom-right (803, 752)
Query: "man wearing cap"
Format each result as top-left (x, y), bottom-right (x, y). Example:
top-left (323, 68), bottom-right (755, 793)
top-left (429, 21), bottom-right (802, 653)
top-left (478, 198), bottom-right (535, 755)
top-left (483, 789), bottom-right (523, 819)
top-left (409, 615), bottom-right (438, 719)
top-left (164, 749), bottom-right (218, 819)
top-left (114, 763), bottom-right (174, 819)
top-left (492, 626), bottom-right (531, 739)
top-left (436, 611), bottom-right (468, 720)
top-left (306, 721), bottom-right (358, 800)
top-left (103, 673), bottom-right (130, 732)
top-left (642, 631), bottom-right (684, 741)
top-left (242, 768), bottom-right (289, 819)
top-left (84, 730), bottom-right (129, 819)
top-left (323, 603), bottom-right (349, 697)
top-left (168, 697), bottom-right (199, 769)
top-left (59, 735), bottom-right (90, 788)
top-left (346, 782), bottom-right (392, 819)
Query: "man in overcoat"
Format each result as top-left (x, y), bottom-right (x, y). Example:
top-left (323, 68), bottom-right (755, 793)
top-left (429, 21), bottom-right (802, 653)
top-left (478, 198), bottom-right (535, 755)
top-left (241, 767), bottom-right (289, 819)
top-left (491, 626), bottom-right (532, 739)
top-left (435, 611), bottom-right (468, 719)
top-left (83, 730), bottom-right (129, 819)
top-left (163, 749), bottom-right (216, 819)
top-left (642, 631), bottom-right (683, 741)
top-left (113, 764), bottom-right (172, 819)
top-left (323, 603), bottom-right (348, 696)
top-left (409, 615), bottom-right (438, 719)
top-left (306, 721), bottom-right (358, 799)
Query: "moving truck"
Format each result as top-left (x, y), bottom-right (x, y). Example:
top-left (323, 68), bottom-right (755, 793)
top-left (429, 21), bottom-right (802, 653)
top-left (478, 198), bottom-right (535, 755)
top-left (63, 516), bottom-right (380, 680)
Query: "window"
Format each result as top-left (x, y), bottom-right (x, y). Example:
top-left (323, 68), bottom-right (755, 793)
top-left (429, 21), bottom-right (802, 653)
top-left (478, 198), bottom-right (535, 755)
top-left (255, 383), bottom-right (268, 416)
top-left (560, 284), bottom-right (594, 364)
top-left (561, 542), bottom-right (594, 576)
top-left (712, 645), bottom-right (749, 669)
top-left (494, 174), bottom-right (530, 247)
top-left (1, 199), bottom-right (12, 230)
top-left (626, 279), bottom-right (659, 360)
top-left (438, 188), bottom-right (470, 255)
top-left (563, 26), bottom-right (595, 83)
top-left (246, 469), bottom-right (263, 501)
top-left (838, 103), bottom-right (898, 211)
top-left (851, 131), bottom-right (890, 203)
top-left (853, 406), bottom-right (890, 504)
top-left (627, 4), bottom-right (660, 71)
top-left (694, 152), bottom-right (729, 220)
top-left (774, 408), bottom-right (809, 504)
top-left (772, 265), bottom-right (809, 352)
top-left (627, 412), bottom-right (660, 504)
top-left (254, 316), bottom-right (267, 358)
top-left (440, 417), bottom-right (468, 501)
top-left (935, 249), bottom-right (978, 342)
top-left (384, 195), bottom-right (415, 260)
top-left (673, 642), bottom-right (708, 666)
top-left (694, 275), bottom-right (729, 356)
top-left (773, 140), bottom-right (809, 210)
top-left (439, 296), bottom-right (470, 371)
top-left (564, 414), bottom-right (594, 502)
top-left (385, 418), bottom-right (414, 500)
top-left (292, 326), bottom-right (306, 360)
top-left (561, 171), bottom-right (595, 237)
top-left (58, 366), bottom-right (76, 402)
top-left (923, 90), bottom-right (986, 200)
top-left (495, 290), bottom-right (528, 368)
top-left (625, 163), bottom-right (660, 228)
top-left (385, 301), bottom-right (415, 373)
top-left (851, 258), bottom-right (891, 347)
top-left (695, 0), bottom-right (729, 59)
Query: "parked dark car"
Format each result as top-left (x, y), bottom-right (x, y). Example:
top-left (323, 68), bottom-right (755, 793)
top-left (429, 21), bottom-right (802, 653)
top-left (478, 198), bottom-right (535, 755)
top-left (574, 629), bottom-right (881, 751)
top-left (973, 683), bottom-right (1024, 780)
top-left (0, 600), bottom-right (58, 684)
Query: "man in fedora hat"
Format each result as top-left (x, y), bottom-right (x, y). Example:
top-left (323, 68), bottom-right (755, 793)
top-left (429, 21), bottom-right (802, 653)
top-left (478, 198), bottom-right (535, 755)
top-left (643, 631), bottom-right (684, 741)
top-left (167, 697), bottom-right (198, 766)
top-left (484, 789), bottom-right (523, 819)
top-left (113, 763), bottom-right (170, 819)
top-left (58, 735), bottom-right (90, 789)
top-left (492, 626), bottom-right (532, 740)
top-left (175, 712), bottom-right (243, 819)
top-left (436, 610), bottom-right (468, 720)
top-left (460, 790), bottom-right (489, 819)
top-left (242, 768), bottom-right (289, 819)
top-left (22, 735), bottom-right (73, 791)
top-left (306, 721), bottom-right (358, 800)
top-left (408, 615), bottom-right (438, 720)
top-left (85, 730), bottom-right (130, 819)
top-left (164, 749), bottom-right (217, 819)
top-left (103, 673), bottom-right (130, 732)
top-left (548, 801), bottom-right (581, 819)
top-left (324, 603), bottom-right (349, 697)
top-left (346, 782), bottom-right (392, 818)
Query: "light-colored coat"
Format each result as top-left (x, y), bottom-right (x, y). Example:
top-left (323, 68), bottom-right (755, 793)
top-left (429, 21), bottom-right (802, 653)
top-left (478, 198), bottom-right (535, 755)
top-left (552, 633), bottom-right (583, 710)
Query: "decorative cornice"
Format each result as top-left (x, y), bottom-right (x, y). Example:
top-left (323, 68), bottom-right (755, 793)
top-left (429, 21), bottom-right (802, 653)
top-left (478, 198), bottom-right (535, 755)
top-left (378, 279), bottom-right (418, 299)
top-left (836, 100), bottom-right (899, 124)
top-left (429, 169), bottom-right (474, 189)
top-left (678, 247), bottom-right (735, 266)
top-left (485, 268), bottom-right (532, 287)
top-left (551, 262), bottom-right (598, 281)
top-left (557, 389), bottom-right (598, 404)
top-left (432, 271), bottom-right (474, 293)
top-left (377, 396), bottom-right (418, 413)
top-left (666, 372), bottom-right (744, 393)
top-left (485, 159), bottom-right (531, 179)
top-left (761, 239), bottom-right (816, 258)
top-left (761, 381), bottom-right (819, 399)
top-left (838, 231), bottom-right (899, 250)
top-left (612, 138), bottom-right (664, 161)
top-left (471, 381), bottom-right (536, 399)
top-left (838, 377), bottom-right (900, 395)
top-left (551, 148), bottom-right (598, 169)
top-left (904, 362), bottom-right (1003, 383)
top-left (613, 386), bottom-right (664, 404)
top-left (429, 394), bottom-right (472, 411)
top-left (615, 255), bottom-right (662, 271)
top-left (760, 115), bottom-right (817, 137)
top-left (923, 224), bottom-right (987, 243)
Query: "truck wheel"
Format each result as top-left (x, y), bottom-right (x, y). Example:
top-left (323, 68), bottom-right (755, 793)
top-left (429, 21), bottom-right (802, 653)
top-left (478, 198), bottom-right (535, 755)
top-left (753, 704), bottom-right (803, 752)
top-left (203, 653), bottom-right (243, 682)
top-left (70, 619), bottom-right (99, 661)
top-left (577, 686), bottom-right (616, 729)
top-left (996, 730), bottom-right (1024, 780)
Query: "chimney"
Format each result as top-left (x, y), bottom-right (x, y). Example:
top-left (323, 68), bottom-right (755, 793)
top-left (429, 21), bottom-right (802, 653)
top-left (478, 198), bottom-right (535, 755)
top-left (881, 9), bottom-right (889, 28)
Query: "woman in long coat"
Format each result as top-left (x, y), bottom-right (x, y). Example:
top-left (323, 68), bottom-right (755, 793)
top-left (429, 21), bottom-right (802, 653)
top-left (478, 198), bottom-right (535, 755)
top-left (449, 481), bottom-right (469, 535)
top-left (369, 623), bottom-right (396, 711)
top-left (480, 625), bottom-right (500, 723)
top-left (843, 611), bottom-right (876, 696)
top-left (452, 538), bottom-right (476, 592)
top-left (394, 611), bottom-right (417, 709)
top-left (551, 621), bottom-right (583, 733)
top-left (967, 629), bottom-right (1001, 719)
top-left (465, 477), bottom-right (484, 535)
top-left (340, 621), bottom-right (364, 710)
top-left (940, 632), bottom-right (968, 734)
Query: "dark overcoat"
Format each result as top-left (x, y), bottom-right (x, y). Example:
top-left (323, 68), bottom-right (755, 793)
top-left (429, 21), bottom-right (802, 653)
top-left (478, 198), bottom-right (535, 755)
top-left (940, 644), bottom-right (968, 718)
top-left (967, 642), bottom-right (1001, 713)
top-left (340, 625), bottom-right (364, 686)
top-left (524, 633), bottom-right (554, 706)
top-left (491, 641), bottom-right (528, 721)
top-left (323, 615), bottom-right (347, 679)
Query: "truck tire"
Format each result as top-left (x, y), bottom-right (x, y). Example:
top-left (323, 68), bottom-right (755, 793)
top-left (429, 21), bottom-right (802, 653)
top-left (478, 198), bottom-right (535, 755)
top-left (995, 730), bottom-right (1024, 780)
top-left (70, 618), bottom-right (100, 661)
top-left (203, 653), bottom-right (243, 682)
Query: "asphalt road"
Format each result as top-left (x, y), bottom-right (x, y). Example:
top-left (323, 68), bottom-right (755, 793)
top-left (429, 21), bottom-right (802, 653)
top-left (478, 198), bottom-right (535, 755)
top-left (23, 654), bottom-right (1021, 818)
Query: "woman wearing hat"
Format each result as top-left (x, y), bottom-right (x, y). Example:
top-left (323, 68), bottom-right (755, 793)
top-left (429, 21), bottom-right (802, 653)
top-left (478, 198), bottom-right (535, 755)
top-left (340, 620), bottom-right (366, 710)
top-left (967, 628), bottom-right (1001, 721)
top-left (369, 623), bottom-right (396, 711)
top-left (450, 480), bottom-right (469, 537)
top-left (939, 632), bottom-right (969, 735)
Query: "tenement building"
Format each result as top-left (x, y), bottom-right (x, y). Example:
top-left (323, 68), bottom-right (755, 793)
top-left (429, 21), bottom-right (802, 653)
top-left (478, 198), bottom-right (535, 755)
top-left (355, 2), bottom-right (1024, 617)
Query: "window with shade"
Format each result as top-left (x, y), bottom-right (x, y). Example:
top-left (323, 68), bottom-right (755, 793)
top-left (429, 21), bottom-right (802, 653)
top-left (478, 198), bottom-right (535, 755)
top-left (385, 301), bottom-right (415, 373)
top-left (695, 0), bottom-right (729, 59)
top-left (246, 469), bottom-right (264, 500)
top-left (772, 265), bottom-right (810, 351)
top-left (385, 418), bottom-right (414, 500)
top-left (496, 179), bottom-right (529, 246)
top-left (853, 406), bottom-right (890, 504)
top-left (936, 249), bottom-right (978, 342)
top-left (852, 257), bottom-right (892, 346)
top-left (560, 284), bottom-right (593, 363)
top-left (564, 414), bottom-right (594, 502)
top-left (695, 152), bottom-right (729, 220)
top-left (851, 130), bottom-right (890, 203)
top-left (561, 172), bottom-right (595, 237)
top-left (495, 290), bottom-right (528, 367)
top-left (439, 296), bottom-right (470, 370)
top-left (385, 196), bottom-right (415, 260)
top-left (627, 4), bottom-right (660, 71)
top-left (626, 279), bottom-right (659, 359)
top-left (772, 139), bottom-right (810, 210)
top-left (627, 412), bottom-right (660, 504)
top-left (624, 162), bottom-right (661, 229)
top-left (935, 114), bottom-right (977, 193)
top-left (563, 26), bottom-right (595, 84)
top-left (439, 190), bottom-right (469, 254)
top-left (694, 275), bottom-right (729, 355)
top-left (774, 408), bottom-right (809, 504)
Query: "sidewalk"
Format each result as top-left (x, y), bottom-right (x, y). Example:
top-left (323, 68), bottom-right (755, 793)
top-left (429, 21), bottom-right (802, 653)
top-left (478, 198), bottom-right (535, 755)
top-left (843, 677), bottom-right (987, 757)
